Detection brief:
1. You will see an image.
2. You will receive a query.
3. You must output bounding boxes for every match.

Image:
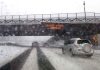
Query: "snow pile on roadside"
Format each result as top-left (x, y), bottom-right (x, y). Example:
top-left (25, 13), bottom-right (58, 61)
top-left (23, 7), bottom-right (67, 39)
top-left (0, 36), bottom-right (52, 46)
top-left (54, 40), bottom-right (64, 46)
top-left (49, 40), bottom-right (64, 47)
top-left (0, 46), bottom-right (29, 68)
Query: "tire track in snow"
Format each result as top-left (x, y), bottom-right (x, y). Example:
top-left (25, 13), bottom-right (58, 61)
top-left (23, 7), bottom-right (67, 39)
top-left (37, 47), bottom-right (56, 70)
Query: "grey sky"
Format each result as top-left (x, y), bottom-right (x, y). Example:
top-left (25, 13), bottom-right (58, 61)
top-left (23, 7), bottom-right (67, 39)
top-left (0, 0), bottom-right (100, 15)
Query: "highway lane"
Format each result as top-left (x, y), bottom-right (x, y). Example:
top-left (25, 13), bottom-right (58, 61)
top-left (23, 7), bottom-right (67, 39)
top-left (20, 48), bottom-right (39, 70)
top-left (1, 46), bottom-right (100, 70)
top-left (41, 47), bottom-right (100, 70)
top-left (17, 47), bottom-right (55, 70)
top-left (41, 48), bottom-right (82, 70)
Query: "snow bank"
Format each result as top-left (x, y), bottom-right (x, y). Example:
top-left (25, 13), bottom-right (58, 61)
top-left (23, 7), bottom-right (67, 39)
top-left (0, 36), bottom-right (52, 46)
top-left (0, 46), bottom-right (29, 68)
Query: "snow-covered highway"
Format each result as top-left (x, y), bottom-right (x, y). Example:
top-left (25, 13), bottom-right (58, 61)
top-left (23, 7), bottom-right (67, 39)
top-left (0, 36), bottom-right (100, 70)
top-left (0, 47), bottom-right (100, 70)
top-left (41, 48), bottom-right (100, 70)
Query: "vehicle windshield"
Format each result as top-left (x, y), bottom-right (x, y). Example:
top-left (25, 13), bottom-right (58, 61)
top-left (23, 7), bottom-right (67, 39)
top-left (77, 40), bottom-right (91, 44)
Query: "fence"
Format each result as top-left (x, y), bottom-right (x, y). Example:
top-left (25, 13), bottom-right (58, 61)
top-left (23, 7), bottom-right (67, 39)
top-left (0, 12), bottom-right (100, 24)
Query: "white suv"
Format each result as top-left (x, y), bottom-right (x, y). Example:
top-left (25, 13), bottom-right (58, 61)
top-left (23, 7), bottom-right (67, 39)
top-left (62, 38), bottom-right (94, 57)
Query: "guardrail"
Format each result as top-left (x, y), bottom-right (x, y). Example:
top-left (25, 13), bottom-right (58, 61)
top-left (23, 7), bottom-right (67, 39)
top-left (0, 12), bottom-right (100, 24)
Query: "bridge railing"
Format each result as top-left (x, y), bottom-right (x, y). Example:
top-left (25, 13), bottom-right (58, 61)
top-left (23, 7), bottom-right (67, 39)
top-left (0, 12), bottom-right (100, 24)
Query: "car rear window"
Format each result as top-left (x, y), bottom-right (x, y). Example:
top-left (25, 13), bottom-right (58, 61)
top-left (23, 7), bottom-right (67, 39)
top-left (77, 40), bottom-right (91, 44)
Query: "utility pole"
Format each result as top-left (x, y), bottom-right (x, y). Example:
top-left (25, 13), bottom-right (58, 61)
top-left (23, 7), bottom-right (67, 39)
top-left (83, 1), bottom-right (86, 22)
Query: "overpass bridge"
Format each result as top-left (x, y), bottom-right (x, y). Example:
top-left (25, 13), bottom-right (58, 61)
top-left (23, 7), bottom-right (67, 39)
top-left (0, 12), bottom-right (99, 37)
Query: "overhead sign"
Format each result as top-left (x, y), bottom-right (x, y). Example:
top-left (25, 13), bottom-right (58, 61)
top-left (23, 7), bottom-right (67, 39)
top-left (43, 22), bottom-right (64, 30)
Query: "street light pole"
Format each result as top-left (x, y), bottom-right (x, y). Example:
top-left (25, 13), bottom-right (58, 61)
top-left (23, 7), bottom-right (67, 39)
top-left (83, 1), bottom-right (86, 22)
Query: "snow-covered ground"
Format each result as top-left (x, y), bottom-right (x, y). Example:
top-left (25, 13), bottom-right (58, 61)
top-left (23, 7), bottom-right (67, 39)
top-left (0, 45), bottom-right (29, 68)
top-left (51, 40), bottom-right (64, 47)
top-left (48, 39), bottom-right (64, 48)
top-left (0, 36), bottom-right (52, 68)
top-left (0, 36), bottom-right (52, 46)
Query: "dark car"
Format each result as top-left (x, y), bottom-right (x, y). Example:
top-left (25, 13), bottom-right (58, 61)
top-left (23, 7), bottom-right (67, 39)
top-left (43, 43), bottom-right (49, 47)
top-left (32, 42), bottom-right (39, 47)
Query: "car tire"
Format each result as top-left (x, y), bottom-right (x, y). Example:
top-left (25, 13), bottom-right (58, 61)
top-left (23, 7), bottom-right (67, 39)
top-left (70, 49), bottom-right (75, 56)
top-left (71, 51), bottom-right (75, 56)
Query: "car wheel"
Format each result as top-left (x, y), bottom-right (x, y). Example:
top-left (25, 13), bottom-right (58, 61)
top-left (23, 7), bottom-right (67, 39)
top-left (70, 49), bottom-right (75, 56)
top-left (71, 51), bottom-right (75, 56)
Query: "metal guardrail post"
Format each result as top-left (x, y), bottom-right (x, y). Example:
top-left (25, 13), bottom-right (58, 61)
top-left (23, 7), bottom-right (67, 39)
top-left (67, 13), bottom-right (68, 21)
top-left (85, 12), bottom-right (86, 22)
top-left (34, 15), bottom-right (35, 21)
top-left (94, 13), bottom-right (96, 22)
top-left (12, 16), bottom-right (13, 22)
top-left (58, 14), bottom-right (60, 20)
top-left (27, 15), bottom-right (28, 21)
top-left (76, 13), bottom-right (77, 21)
top-left (5, 16), bottom-right (6, 23)
top-left (42, 14), bottom-right (43, 22)
top-left (50, 14), bottom-right (51, 22)
top-left (19, 15), bottom-right (20, 22)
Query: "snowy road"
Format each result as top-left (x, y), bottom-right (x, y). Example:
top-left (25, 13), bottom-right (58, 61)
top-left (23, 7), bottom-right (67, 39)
top-left (0, 47), bottom-right (100, 70)
top-left (0, 46), bottom-right (30, 68)
top-left (41, 48), bottom-right (100, 70)
top-left (21, 48), bottom-right (38, 70)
